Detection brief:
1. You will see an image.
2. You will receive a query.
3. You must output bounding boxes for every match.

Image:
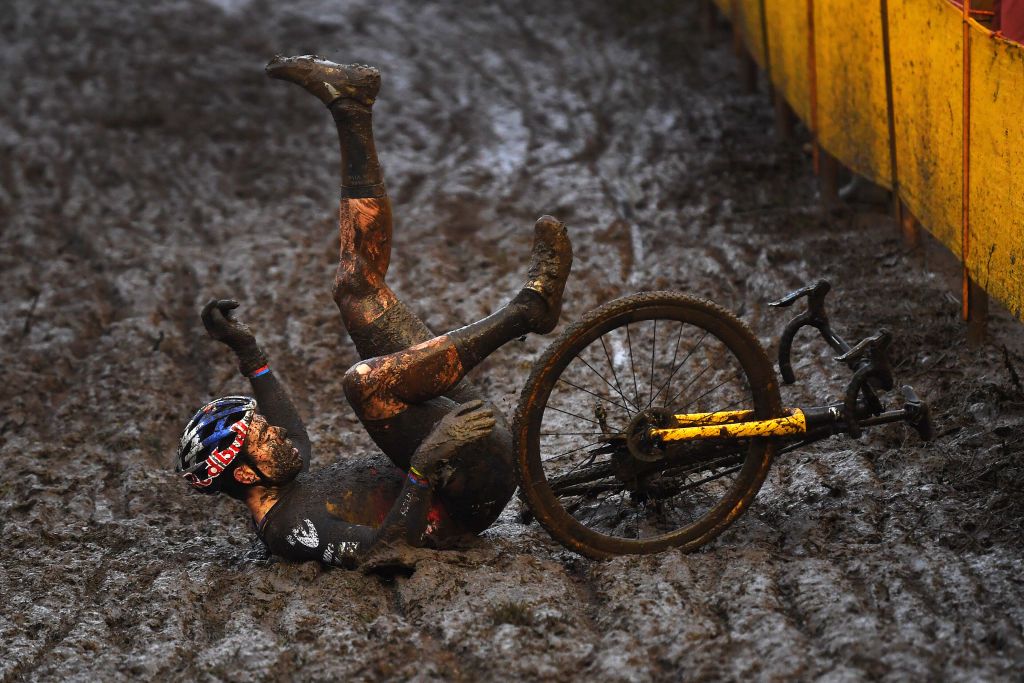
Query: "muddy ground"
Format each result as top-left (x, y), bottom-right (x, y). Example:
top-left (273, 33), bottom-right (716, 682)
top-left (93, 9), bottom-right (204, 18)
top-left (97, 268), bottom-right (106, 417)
top-left (3, 0), bottom-right (1024, 680)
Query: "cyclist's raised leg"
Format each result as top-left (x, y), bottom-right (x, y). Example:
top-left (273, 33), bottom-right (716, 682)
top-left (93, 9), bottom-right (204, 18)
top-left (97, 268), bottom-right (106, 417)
top-left (342, 214), bottom-right (571, 422)
top-left (267, 55), bottom-right (485, 408)
top-left (265, 57), bottom-right (423, 347)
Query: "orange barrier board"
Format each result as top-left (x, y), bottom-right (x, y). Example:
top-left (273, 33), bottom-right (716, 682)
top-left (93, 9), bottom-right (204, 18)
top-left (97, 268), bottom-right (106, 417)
top-left (764, 0), bottom-right (812, 122)
top-left (813, 0), bottom-right (893, 187)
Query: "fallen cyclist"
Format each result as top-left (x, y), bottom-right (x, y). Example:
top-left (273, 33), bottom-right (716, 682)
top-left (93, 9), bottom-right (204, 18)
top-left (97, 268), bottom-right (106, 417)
top-left (175, 55), bottom-right (572, 568)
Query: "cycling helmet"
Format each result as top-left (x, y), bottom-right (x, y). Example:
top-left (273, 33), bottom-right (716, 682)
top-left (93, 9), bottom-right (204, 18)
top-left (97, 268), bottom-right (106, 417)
top-left (177, 396), bottom-right (258, 494)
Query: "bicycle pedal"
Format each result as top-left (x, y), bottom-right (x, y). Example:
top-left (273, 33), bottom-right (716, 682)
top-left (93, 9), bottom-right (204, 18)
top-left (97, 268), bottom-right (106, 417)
top-left (901, 385), bottom-right (936, 442)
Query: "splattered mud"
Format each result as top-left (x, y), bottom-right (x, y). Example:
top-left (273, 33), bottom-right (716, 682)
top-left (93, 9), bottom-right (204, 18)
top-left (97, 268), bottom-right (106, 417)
top-left (3, 0), bottom-right (1024, 680)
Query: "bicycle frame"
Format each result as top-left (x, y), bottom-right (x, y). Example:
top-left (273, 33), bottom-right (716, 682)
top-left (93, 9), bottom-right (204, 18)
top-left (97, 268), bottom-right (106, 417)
top-left (651, 409), bottom-right (807, 441)
top-left (648, 395), bottom-right (929, 448)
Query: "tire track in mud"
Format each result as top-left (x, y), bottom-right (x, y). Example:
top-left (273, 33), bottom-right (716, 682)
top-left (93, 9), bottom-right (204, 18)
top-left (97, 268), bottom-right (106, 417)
top-left (1, 559), bottom-right (111, 683)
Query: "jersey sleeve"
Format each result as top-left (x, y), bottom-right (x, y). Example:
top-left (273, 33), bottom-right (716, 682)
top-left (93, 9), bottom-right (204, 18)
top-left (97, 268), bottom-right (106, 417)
top-left (265, 514), bottom-right (377, 569)
top-left (249, 371), bottom-right (312, 470)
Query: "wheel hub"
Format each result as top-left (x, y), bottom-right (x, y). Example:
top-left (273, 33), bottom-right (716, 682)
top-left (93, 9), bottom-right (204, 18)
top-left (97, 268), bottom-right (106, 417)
top-left (625, 408), bottom-right (675, 462)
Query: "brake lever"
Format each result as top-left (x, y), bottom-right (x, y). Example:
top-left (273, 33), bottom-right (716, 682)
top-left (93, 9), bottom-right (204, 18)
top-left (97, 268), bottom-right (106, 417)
top-left (839, 329), bottom-right (894, 437)
top-left (769, 279), bottom-right (848, 383)
top-left (768, 279), bottom-right (831, 309)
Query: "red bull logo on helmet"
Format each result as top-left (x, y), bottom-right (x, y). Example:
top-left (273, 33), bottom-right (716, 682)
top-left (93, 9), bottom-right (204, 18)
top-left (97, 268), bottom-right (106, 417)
top-left (185, 420), bottom-right (250, 488)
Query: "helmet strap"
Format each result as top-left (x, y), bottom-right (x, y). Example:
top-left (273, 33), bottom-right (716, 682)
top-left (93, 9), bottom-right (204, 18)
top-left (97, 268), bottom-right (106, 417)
top-left (239, 452), bottom-right (274, 486)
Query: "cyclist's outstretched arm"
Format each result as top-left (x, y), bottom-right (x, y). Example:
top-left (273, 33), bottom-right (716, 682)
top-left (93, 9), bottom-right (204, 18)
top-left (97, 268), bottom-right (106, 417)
top-left (201, 299), bottom-right (312, 468)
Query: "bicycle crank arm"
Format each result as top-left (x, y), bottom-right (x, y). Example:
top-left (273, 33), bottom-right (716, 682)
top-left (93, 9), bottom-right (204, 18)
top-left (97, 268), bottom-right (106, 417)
top-left (862, 386), bottom-right (935, 440)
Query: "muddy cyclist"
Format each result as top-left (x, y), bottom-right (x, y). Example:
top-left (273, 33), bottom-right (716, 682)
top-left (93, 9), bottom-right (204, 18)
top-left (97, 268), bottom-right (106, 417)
top-left (176, 55), bottom-right (572, 568)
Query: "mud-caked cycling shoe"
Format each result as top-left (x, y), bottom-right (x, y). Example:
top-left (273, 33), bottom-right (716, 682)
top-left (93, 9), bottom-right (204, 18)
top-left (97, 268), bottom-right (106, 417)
top-left (521, 215), bottom-right (573, 334)
top-left (265, 55), bottom-right (380, 107)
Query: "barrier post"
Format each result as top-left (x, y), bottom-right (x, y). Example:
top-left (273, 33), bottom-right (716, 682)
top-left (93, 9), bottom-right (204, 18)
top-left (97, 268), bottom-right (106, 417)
top-left (702, 0), bottom-right (715, 35)
top-left (819, 151), bottom-right (840, 206)
top-left (900, 202), bottom-right (922, 250)
top-left (734, 41), bottom-right (758, 92)
top-left (731, 0), bottom-right (758, 92)
top-left (967, 278), bottom-right (989, 347)
top-left (773, 92), bottom-right (795, 141)
top-left (806, 0), bottom-right (820, 173)
top-left (880, 0), bottom-right (903, 237)
top-left (961, 0), bottom-right (981, 338)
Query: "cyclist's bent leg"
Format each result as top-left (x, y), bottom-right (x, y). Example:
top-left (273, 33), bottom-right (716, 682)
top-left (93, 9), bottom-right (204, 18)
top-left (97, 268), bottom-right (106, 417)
top-left (268, 56), bottom-right (573, 531)
top-left (342, 217), bottom-right (572, 532)
top-left (342, 215), bottom-right (572, 425)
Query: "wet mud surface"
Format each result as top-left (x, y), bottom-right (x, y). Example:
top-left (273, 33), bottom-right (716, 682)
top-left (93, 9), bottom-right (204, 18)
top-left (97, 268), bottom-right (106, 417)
top-left (3, 0), bottom-right (1024, 680)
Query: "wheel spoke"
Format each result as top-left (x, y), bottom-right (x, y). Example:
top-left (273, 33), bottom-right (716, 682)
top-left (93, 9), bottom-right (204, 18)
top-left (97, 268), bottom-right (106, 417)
top-left (598, 335), bottom-right (634, 411)
top-left (648, 318), bottom-right (657, 409)
top-left (543, 404), bottom-right (604, 427)
top-left (579, 349), bottom-right (638, 414)
top-left (650, 327), bottom-right (706, 409)
top-left (672, 464), bottom-right (743, 492)
top-left (540, 431), bottom-right (623, 437)
top-left (664, 361), bottom-right (712, 408)
top-left (556, 375), bottom-right (633, 413)
top-left (542, 437), bottom-right (613, 463)
top-left (551, 450), bottom-right (602, 482)
top-left (626, 323), bottom-right (640, 408)
top-left (679, 372), bottom-right (740, 413)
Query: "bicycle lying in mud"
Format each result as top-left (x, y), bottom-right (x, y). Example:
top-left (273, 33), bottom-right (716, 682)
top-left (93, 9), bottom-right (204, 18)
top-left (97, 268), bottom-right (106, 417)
top-left (512, 279), bottom-right (934, 559)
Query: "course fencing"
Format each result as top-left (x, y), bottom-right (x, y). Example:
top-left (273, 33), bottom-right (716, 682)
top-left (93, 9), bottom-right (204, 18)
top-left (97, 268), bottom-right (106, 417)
top-left (716, 0), bottom-right (1024, 323)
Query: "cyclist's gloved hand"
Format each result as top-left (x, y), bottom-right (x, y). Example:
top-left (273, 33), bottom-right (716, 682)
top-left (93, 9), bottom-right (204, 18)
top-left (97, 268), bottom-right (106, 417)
top-left (201, 299), bottom-right (267, 375)
top-left (411, 400), bottom-right (496, 481)
top-left (202, 299), bottom-right (255, 346)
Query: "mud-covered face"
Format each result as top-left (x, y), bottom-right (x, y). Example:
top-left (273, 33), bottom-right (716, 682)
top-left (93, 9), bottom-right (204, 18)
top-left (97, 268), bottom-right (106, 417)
top-left (240, 413), bottom-right (302, 485)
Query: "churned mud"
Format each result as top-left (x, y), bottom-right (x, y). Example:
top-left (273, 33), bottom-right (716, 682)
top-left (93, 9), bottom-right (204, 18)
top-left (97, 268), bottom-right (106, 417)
top-left (2, 0), bottom-right (1024, 680)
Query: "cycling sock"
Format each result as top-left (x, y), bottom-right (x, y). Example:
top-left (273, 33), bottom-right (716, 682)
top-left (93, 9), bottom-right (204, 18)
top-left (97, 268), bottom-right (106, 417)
top-left (450, 294), bottom-right (539, 368)
top-left (330, 99), bottom-right (384, 196)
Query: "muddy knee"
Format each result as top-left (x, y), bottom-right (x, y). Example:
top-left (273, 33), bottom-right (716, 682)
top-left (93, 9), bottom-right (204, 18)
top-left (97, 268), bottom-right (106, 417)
top-left (333, 265), bottom-right (397, 330)
top-left (332, 259), bottom-right (373, 304)
top-left (342, 359), bottom-right (407, 421)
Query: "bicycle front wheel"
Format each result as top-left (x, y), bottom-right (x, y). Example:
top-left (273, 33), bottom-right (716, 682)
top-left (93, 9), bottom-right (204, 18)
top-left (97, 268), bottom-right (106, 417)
top-left (514, 291), bottom-right (783, 558)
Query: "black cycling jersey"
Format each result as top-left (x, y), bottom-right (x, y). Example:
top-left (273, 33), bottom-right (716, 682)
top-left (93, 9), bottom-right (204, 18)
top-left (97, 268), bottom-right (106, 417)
top-left (257, 456), bottom-right (454, 567)
top-left (249, 370), bottom-right (458, 567)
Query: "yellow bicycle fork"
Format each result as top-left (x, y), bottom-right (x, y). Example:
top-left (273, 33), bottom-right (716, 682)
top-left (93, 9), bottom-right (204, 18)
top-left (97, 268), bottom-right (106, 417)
top-left (649, 409), bottom-right (808, 442)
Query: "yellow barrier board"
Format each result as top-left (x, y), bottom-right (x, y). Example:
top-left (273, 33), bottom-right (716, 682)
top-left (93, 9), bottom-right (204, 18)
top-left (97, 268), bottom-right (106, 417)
top-left (763, 0), bottom-right (811, 122)
top-left (715, 0), bottom-right (1024, 322)
top-left (734, 0), bottom-right (768, 69)
top-left (968, 28), bottom-right (1024, 319)
top-left (888, 0), bottom-right (963, 255)
top-left (814, 0), bottom-right (893, 187)
top-left (714, 0), bottom-right (732, 19)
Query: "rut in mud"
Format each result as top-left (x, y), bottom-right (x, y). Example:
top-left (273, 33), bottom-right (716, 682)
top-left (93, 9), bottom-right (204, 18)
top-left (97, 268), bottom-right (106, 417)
top-left (2, 0), bottom-right (1024, 680)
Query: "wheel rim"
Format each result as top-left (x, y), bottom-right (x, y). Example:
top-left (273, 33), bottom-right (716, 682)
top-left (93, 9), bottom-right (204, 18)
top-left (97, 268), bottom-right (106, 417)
top-left (521, 297), bottom-right (778, 557)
